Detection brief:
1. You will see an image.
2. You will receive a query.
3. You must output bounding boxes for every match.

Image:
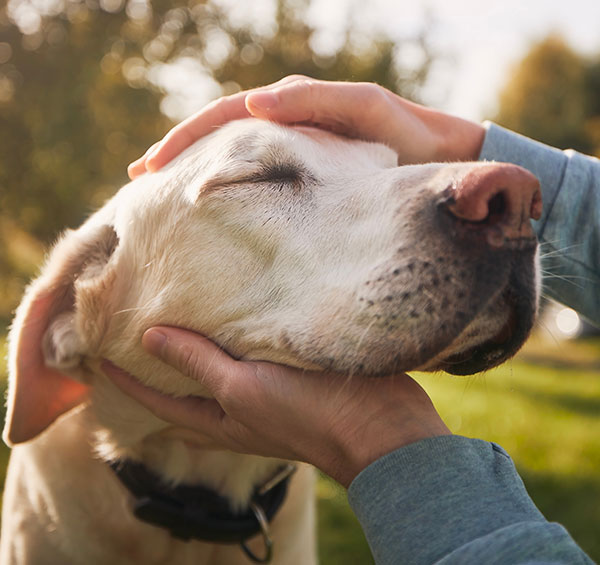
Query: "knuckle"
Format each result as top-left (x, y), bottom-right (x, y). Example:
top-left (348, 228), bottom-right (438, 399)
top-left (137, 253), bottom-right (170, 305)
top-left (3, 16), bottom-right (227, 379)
top-left (208, 93), bottom-right (241, 123)
top-left (278, 73), bottom-right (310, 85)
top-left (214, 362), bottom-right (255, 408)
top-left (355, 84), bottom-right (391, 123)
top-left (211, 93), bottom-right (231, 110)
top-left (358, 82), bottom-right (387, 104)
top-left (215, 363), bottom-right (244, 399)
top-left (175, 341), bottom-right (203, 378)
top-left (280, 75), bottom-right (320, 97)
top-left (214, 370), bottom-right (234, 399)
top-left (296, 76), bottom-right (319, 92)
top-left (283, 77), bottom-right (322, 119)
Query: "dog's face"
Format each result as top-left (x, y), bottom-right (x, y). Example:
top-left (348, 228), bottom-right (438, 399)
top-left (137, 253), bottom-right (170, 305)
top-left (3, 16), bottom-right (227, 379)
top-left (5, 119), bottom-right (540, 446)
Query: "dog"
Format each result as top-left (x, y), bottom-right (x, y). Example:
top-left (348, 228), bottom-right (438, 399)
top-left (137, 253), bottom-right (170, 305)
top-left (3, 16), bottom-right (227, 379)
top-left (1, 118), bottom-right (541, 564)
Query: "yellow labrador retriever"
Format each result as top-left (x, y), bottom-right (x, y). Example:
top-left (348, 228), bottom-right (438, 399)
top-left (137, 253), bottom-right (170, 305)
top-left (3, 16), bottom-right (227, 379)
top-left (1, 119), bottom-right (541, 564)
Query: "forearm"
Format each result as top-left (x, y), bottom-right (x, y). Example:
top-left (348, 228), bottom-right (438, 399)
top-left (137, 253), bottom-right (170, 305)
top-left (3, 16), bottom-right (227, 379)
top-left (347, 436), bottom-right (593, 565)
top-left (479, 123), bottom-right (600, 325)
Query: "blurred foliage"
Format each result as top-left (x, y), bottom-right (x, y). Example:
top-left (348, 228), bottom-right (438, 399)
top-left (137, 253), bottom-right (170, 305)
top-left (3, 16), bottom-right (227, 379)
top-left (495, 35), bottom-right (600, 156)
top-left (0, 0), bottom-right (434, 327)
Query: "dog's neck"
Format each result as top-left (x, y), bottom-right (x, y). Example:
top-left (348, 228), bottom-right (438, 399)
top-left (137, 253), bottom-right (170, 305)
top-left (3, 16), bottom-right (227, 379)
top-left (109, 456), bottom-right (295, 559)
top-left (85, 373), bottom-right (285, 511)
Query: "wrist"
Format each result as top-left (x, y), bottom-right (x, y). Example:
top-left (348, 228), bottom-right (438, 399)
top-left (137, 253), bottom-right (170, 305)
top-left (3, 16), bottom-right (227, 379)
top-left (394, 96), bottom-right (486, 163)
top-left (429, 110), bottom-right (486, 162)
top-left (323, 417), bottom-right (452, 488)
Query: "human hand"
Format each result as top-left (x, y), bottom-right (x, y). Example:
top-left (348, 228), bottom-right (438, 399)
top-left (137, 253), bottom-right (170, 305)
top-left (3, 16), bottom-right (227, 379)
top-left (127, 76), bottom-right (486, 179)
top-left (102, 326), bottom-right (451, 488)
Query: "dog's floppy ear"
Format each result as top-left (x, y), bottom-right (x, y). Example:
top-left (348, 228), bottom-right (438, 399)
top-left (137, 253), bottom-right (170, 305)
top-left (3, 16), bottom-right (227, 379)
top-left (4, 224), bottom-right (119, 445)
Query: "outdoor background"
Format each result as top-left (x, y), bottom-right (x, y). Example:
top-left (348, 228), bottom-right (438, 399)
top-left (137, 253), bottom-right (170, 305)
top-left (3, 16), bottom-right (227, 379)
top-left (1, 0), bottom-right (599, 562)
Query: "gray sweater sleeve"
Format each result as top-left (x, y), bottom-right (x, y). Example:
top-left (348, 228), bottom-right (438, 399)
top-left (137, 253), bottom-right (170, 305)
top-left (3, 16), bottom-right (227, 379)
top-left (347, 436), bottom-right (594, 565)
top-left (479, 123), bottom-right (600, 326)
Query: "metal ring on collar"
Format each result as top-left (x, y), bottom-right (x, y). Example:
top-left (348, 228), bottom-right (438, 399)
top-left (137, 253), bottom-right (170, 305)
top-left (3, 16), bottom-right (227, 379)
top-left (240, 501), bottom-right (273, 564)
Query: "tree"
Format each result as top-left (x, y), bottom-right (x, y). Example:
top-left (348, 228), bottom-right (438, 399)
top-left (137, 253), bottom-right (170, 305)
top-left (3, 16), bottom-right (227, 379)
top-left (494, 35), bottom-right (600, 156)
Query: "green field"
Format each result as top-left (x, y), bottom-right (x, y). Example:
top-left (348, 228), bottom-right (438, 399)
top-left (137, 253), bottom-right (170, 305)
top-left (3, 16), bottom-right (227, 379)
top-left (1, 335), bottom-right (599, 563)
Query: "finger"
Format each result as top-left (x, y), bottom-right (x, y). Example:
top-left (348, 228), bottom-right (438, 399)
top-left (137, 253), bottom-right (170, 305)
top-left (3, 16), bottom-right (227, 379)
top-left (127, 158), bottom-right (147, 180)
top-left (142, 76), bottom-right (312, 173)
top-left (127, 142), bottom-right (160, 180)
top-left (245, 79), bottom-right (388, 136)
top-left (141, 326), bottom-right (251, 396)
top-left (101, 358), bottom-right (228, 431)
top-left (145, 92), bottom-right (252, 172)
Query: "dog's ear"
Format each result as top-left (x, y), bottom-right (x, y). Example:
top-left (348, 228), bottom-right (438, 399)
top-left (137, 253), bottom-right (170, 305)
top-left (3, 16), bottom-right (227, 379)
top-left (4, 224), bottom-right (119, 445)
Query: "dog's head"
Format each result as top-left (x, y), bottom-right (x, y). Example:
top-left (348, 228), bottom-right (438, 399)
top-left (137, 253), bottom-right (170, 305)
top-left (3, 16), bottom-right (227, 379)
top-left (4, 119), bottom-right (541, 446)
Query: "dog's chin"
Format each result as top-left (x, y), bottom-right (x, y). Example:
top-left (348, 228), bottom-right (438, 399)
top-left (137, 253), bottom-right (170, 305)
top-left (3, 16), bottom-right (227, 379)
top-left (438, 321), bottom-right (518, 376)
top-left (432, 293), bottom-right (535, 376)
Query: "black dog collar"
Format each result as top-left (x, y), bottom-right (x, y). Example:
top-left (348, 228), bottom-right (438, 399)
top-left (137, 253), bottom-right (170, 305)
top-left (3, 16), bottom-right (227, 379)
top-left (109, 459), bottom-right (296, 563)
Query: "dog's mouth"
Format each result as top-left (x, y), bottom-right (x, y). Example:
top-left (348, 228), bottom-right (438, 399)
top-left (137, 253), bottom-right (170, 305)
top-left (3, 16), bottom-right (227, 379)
top-left (438, 286), bottom-right (534, 375)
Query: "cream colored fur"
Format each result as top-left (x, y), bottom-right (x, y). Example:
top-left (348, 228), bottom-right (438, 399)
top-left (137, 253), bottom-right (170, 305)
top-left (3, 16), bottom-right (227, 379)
top-left (1, 120), bottom-right (538, 564)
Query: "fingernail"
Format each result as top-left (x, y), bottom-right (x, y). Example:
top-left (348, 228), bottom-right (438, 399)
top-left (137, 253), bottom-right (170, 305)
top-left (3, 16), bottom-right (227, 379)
top-left (247, 91), bottom-right (279, 111)
top-left (142, 328), bottom-right (167, 357)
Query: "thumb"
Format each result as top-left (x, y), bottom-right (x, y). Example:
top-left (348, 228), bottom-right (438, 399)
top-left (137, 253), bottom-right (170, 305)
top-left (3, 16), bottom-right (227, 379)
top-left (142, 326), bottom-right (246, 396)
top-left (101, 358), bottom-right (226, 432)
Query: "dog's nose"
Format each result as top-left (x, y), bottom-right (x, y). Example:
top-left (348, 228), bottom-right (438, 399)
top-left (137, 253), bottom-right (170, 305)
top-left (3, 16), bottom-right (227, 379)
top-left (442, 163), bottom-right (542, 246)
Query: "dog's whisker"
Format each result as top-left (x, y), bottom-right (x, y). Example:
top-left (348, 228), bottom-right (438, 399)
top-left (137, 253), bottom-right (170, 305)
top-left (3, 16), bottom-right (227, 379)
top-left (539, 243), bottom-right (583, 259)
top-left (538, 237), bottom-right (576, 248)
top-left (540, 273), bottom-right (588, 290)
top-left (541, 272), bottom-right (592, 282)
top-left (537, 238), bottom-right (562, 248)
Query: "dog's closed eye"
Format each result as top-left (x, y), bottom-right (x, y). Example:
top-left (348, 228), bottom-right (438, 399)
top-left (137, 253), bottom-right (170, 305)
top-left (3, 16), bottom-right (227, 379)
top-left (258, 162), bottom-right (321, 192)
top-left (201, 162), bottom-right (309, 194)
top-left (259, 163), bottom-right (302, 183)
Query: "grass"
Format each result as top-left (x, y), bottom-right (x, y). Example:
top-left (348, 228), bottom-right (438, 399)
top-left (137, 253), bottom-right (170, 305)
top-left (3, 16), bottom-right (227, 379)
top-left (317, 476), bottom-right (374, 564)
top-left (0, 333), bottom-right (598, 563)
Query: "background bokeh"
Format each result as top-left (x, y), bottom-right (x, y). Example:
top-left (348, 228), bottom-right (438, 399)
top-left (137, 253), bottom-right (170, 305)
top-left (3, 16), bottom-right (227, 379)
top-left (1, 0), bottom-right (599, 562)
